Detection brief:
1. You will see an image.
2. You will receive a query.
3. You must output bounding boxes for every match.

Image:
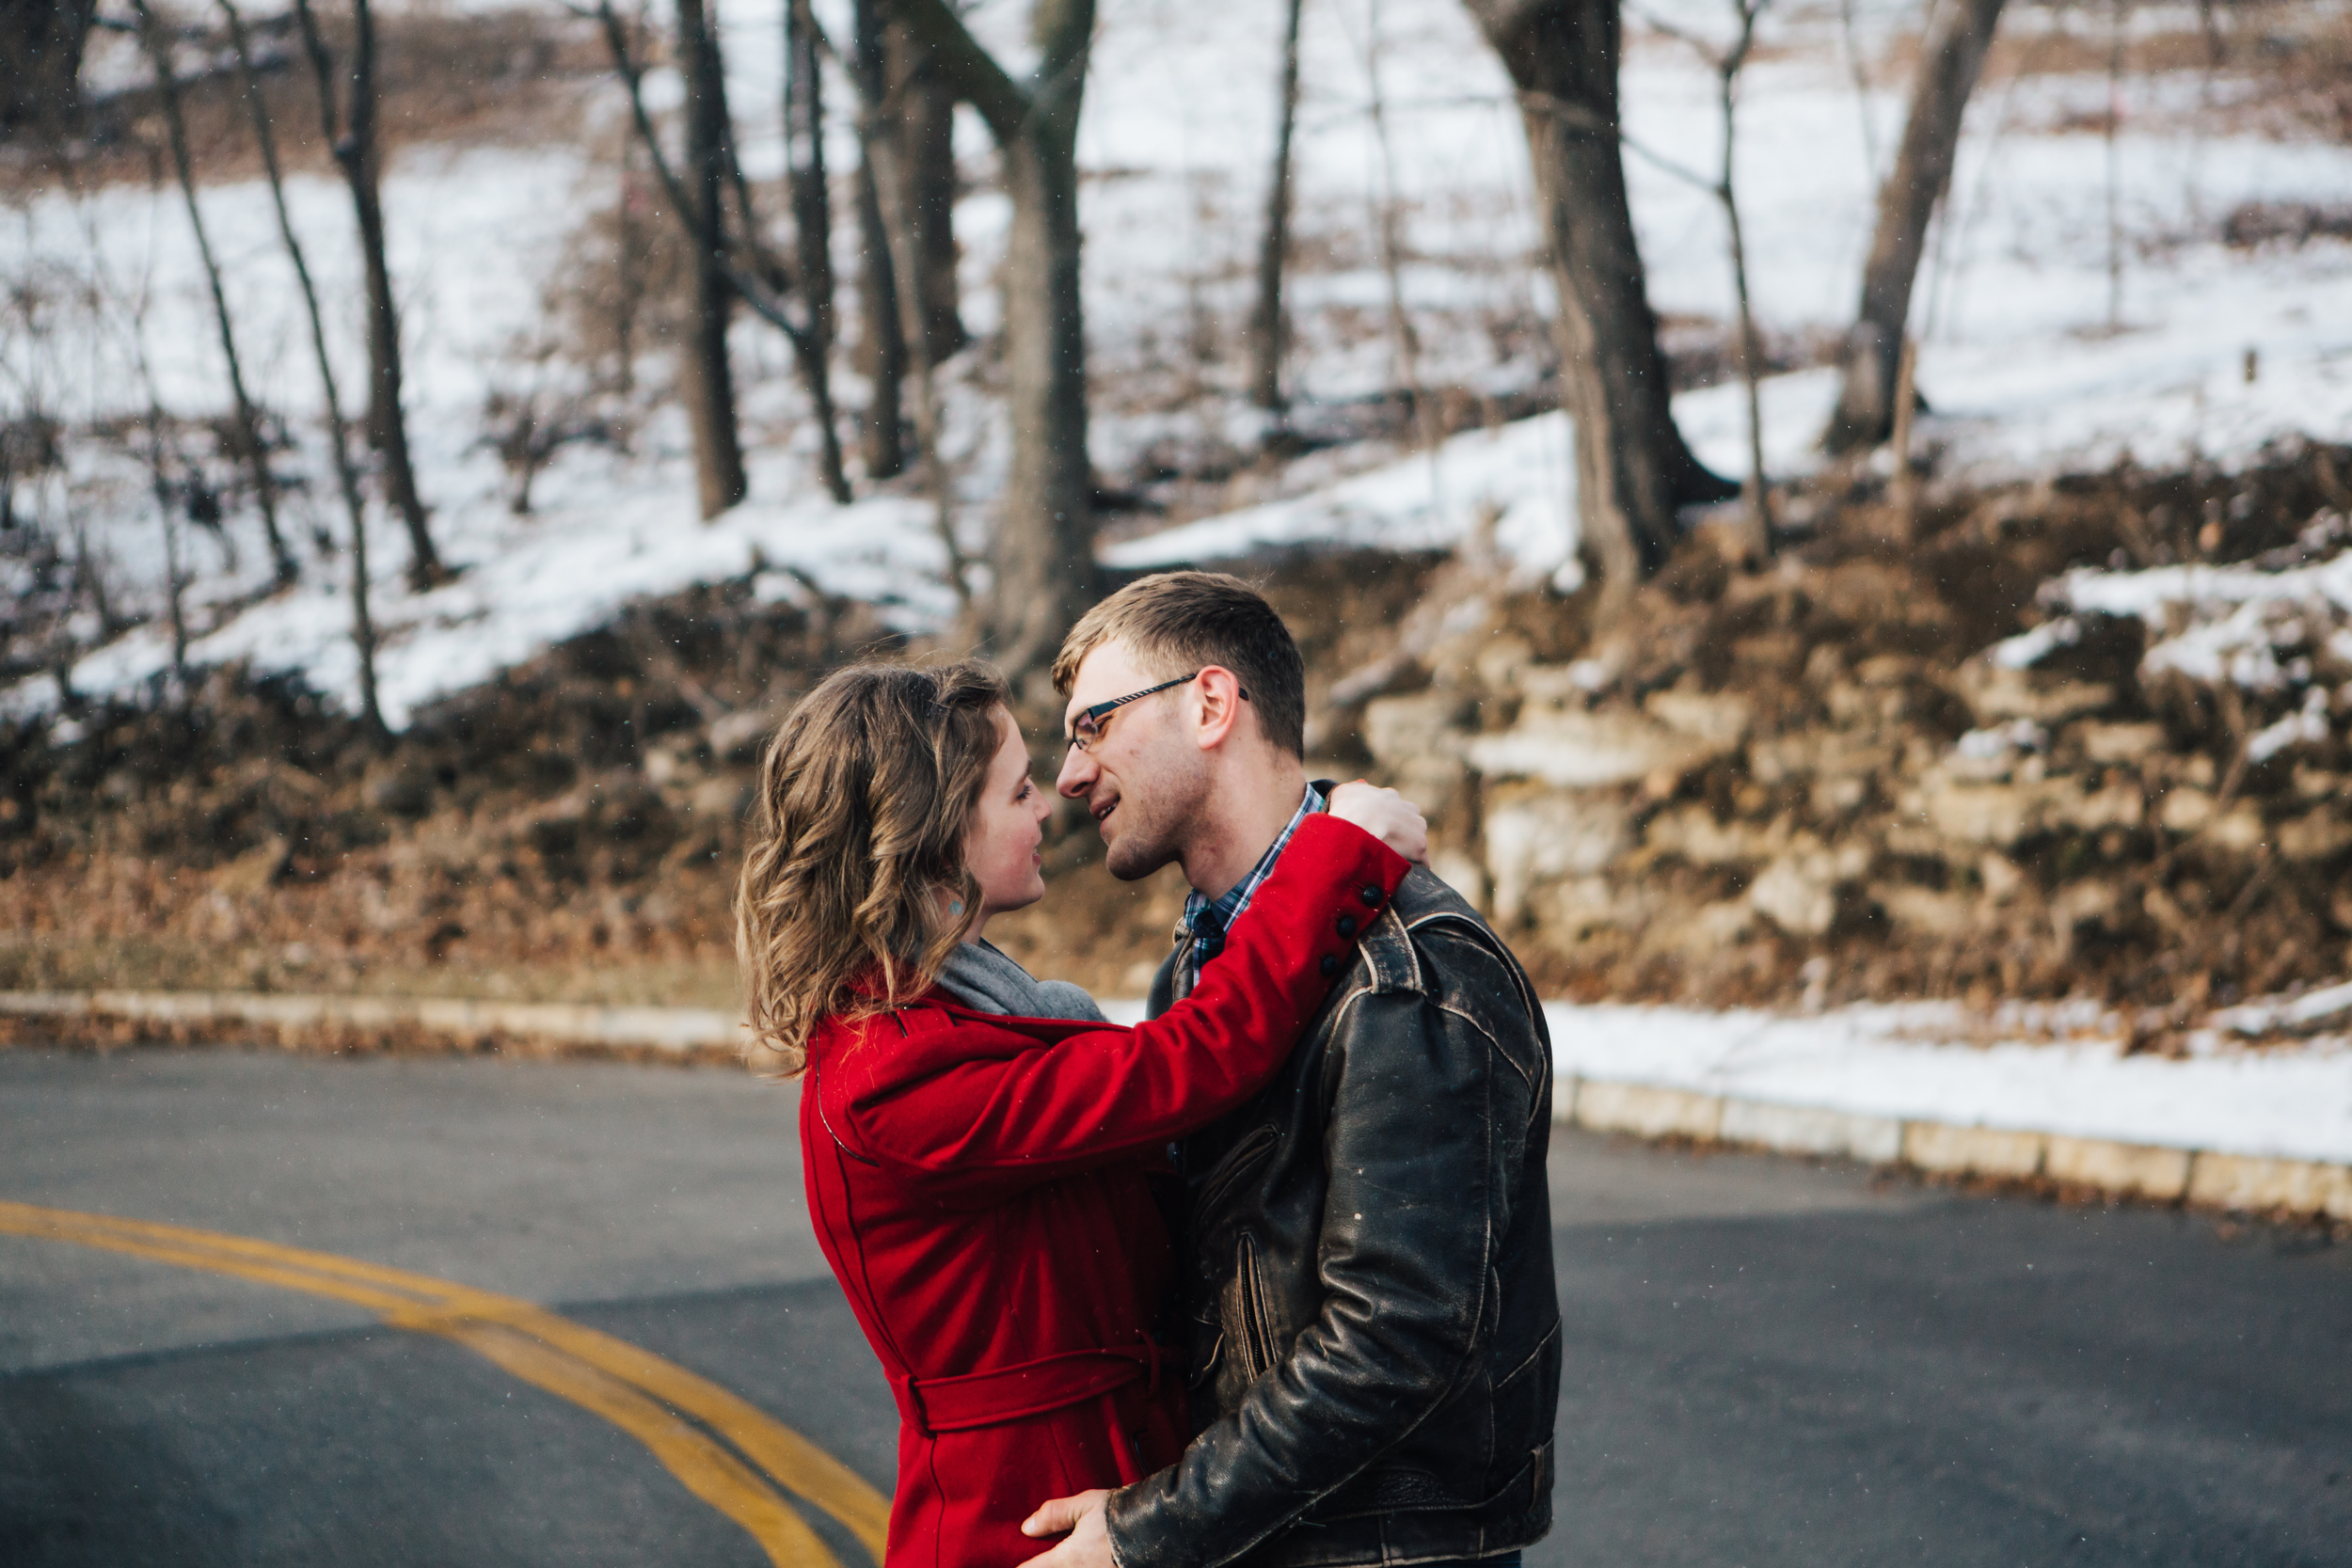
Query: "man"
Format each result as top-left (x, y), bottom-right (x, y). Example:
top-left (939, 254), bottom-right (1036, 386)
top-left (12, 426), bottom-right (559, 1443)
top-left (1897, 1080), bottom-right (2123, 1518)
top-left (1023, 571), bottom-right (1558, 1568)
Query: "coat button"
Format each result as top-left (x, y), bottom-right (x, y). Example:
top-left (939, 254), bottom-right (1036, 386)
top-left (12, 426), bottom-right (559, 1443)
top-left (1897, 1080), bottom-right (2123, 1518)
top-left (1319, 954), bottom-right (1341, 977)
top-left (1337, 915), bottom-right (1359, 938)
top-left (1358, 885), bottom-right (1381, 907)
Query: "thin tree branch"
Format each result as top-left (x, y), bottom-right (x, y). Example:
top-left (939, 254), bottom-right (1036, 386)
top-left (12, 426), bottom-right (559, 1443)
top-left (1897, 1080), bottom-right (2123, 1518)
top-left (130, 0), bottom-right (297, 587)
top-left (584, 0), bottom-right (815, 352)
top-left (222, 0), bottom-right (386, 732)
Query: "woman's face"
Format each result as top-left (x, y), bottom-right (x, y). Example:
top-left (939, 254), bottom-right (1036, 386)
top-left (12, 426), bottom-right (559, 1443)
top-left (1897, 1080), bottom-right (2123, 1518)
top-left (961, 706), bottom-right (1051, 935)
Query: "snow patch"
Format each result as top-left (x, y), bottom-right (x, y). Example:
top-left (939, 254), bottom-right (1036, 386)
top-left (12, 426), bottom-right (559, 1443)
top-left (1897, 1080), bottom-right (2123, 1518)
top-left (1546, 1001), bottom-right (2352, 1164)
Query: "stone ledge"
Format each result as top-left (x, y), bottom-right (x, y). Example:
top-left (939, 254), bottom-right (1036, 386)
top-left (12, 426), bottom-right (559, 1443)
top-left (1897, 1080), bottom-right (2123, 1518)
top-left (1567, 1081), bottom-right (1724, 1141)
top-left (1563, 1073), bottom-right (2352, 1223)
top-left (7, 991), bottom-right (2345, 1223)
top-left (0, 990), bottom-right (740, 1053)
top-left (2185, 1151), bottom-right (2352, 1219)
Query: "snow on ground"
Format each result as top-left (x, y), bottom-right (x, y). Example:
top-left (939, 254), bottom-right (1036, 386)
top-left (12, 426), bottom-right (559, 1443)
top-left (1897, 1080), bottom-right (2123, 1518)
top-left (1105, 371), bottom-right (1842, 585)
top-left (1099, 993), bottom-right (2352, 1163)
top-left (1542, 1001), bottom-right (2352, 1164)
top-left (2027, 548), bottom-right (2352, 690)
top-left (8, 461), bottom-right (948, 731)
top-left (1976, 527), bottom-right (2352, 756)
top-left (8, 0), bottom-right (2352, 723)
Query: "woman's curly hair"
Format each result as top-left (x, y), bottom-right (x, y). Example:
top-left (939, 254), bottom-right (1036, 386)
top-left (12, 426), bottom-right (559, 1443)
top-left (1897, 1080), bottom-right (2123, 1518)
top-left (733, 659), bottom-right (1011, 1072)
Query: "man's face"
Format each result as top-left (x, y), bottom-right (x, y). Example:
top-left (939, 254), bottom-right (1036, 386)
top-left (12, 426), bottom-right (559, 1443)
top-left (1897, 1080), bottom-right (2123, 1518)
top-left (1056, 640), bottom-right (1212, 881)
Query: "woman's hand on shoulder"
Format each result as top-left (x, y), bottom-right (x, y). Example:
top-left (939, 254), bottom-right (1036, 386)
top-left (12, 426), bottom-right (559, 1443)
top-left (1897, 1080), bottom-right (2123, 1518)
top-left (1327, 780), bottom-right (1427, 865)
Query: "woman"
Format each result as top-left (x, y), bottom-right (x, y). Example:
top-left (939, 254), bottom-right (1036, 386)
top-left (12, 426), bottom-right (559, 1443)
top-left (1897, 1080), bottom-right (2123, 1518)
top-left (735, 659), bottom-right (1421, 1567)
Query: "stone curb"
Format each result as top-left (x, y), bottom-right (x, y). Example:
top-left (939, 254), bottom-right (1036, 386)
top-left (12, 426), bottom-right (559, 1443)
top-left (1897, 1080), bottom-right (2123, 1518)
top-left (1557, 1074), bottom-right (2352, 1224)
top-left (0, 990), bottom-right (741, 1053)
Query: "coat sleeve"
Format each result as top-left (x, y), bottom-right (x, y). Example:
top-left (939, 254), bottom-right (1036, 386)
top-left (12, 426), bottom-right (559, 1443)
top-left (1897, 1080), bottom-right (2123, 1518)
top-left (828, 815), bottom-right (1408, 1187)
top-left (1102, 984), bottom-right (1518, 1568)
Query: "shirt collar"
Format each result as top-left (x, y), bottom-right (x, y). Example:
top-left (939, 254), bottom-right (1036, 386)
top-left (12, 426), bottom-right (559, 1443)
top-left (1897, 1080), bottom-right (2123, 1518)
top-left (1182, 783), bottom-right (1327, 967)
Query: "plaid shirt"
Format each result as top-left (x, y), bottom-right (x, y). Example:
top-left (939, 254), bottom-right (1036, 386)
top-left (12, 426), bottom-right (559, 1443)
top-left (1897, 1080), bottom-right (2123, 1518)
top-left (1182, 784), bottom-right (1327, 988)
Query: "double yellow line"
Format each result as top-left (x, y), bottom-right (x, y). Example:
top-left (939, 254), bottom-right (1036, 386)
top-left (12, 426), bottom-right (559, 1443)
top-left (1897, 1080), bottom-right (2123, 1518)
top-left (0, 1200), bottom-right (890, 1568)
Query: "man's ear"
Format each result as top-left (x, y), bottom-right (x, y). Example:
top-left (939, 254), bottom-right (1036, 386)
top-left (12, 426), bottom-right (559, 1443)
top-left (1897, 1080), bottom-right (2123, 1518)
top-left (1191, 666), bottom-right (1248, 752)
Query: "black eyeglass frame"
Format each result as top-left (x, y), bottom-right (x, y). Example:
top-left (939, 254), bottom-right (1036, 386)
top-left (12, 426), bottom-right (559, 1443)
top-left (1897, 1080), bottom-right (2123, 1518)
top-left (1066, 670), bottom-right (1249, 751)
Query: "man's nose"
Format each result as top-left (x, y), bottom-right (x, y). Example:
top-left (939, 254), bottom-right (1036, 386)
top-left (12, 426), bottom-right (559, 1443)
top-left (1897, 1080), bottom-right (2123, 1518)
top-left (1056, 745), bottom-right (1094, 799)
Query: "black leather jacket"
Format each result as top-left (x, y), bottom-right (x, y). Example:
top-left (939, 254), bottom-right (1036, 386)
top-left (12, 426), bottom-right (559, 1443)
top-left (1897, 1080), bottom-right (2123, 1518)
top-left (1106, 867), bottom-right (1560, 1568)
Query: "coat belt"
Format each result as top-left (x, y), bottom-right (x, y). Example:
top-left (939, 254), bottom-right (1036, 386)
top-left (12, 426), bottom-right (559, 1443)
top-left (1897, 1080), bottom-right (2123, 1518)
top-left (889, 1338), bottom-right (1166, 1437)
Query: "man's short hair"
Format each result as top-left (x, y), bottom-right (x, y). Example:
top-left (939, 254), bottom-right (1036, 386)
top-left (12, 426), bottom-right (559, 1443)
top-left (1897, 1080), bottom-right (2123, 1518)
top-left (1052, 572), bottom-right (1307, 757)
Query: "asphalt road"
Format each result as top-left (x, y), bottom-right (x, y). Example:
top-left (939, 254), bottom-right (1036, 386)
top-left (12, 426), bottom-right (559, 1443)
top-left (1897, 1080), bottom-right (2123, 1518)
top-left (2, 1045), bottom-right (2346, 1568)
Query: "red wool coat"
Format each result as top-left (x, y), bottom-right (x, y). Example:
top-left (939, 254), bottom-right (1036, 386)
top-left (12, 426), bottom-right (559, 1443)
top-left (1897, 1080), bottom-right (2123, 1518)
top-left (800, 815), bottom-right (1409, 1568)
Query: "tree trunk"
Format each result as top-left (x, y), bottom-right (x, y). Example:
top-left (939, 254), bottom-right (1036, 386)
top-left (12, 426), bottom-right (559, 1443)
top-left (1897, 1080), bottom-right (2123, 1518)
top-left (293, 0), bottom-right (444, 587)
top-left (676, 0), bottom-right (748, 517)
top-left (884, 21), bottom-right (967, 364)
top-left (853, 150), bottom-right (909, 478)
top-left (784, 0), bottom-right (854, 502)
top-left (0, 0), bottom-right (95, 137)
top-left (992, 114), bottom-right (1094, 684)
top-left (885, 0), bottom-right (1097, 692)
top-left (133, 0), bottom-right (297, 587)
top-left (1821, 0), bottom-right (2006, 454)
top-left (346, 0), bottom-right (437, 582)
top-left (1464, 0), bottom-right (1732, 599)
top-left (223, 0), bottom-right (384, 730)
top-left (1248, 0), bottom-right (1306, 412)
top-left (850, 0), bottom-right (907, 479)
top-left (1714, 16), bottom-right (1773, 558)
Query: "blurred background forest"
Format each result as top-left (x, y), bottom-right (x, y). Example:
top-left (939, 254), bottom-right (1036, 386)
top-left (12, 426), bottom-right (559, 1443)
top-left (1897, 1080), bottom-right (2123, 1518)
top-left (2, 0), bottom-right (2350, 1053)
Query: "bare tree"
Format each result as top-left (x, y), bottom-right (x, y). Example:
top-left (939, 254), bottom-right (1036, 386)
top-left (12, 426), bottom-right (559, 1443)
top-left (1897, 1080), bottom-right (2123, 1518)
top-left (291, 0), bottom-right (446, 588)
top-left (1642, 0), bottom-right (1775, 554)
top-left (596, 0), bottom-right (854, 508)
top-left (674, 0), bottom-right (749, 515)
top-left (119, 232), bottom-right (195, 682)
top-left (1836, 0), bottom-right (1879, 176)
top-left (2103, 0), bottom-right (2126, 331)
top-left (847, 0), bottom-right (972, 481)
top-left (857, 0), bottom-right (967, 605)
top-left (1462, 0), bottom-right (1734, 609)
top-left (1, 0), bottom-right (96, 137)
top-left (883, 18), bottom-right (967, 365)
top-left (130, 0), bottom-right (298, 587)
top-left (1820, 0), bottom-right (2007, 454)
top-left (1248, 0), bottom-right (1306, 412)
top-left (139, 409), bottom-right (191, 681)
top-left (221, 0), bottom-right (384, 731)
top-left (1359, 0), bottom-right (1442, 458)
top-left (783, 0), bottom-right (856, 503)
top-left (850, 60), bottom-right (910, 481)
top-left (883, 0), bottom-right (1099, 687)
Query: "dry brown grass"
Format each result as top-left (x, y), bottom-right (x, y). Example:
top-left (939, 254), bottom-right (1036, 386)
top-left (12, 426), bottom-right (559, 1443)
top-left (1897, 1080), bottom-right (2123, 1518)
top-left (4, 3), bottom-right (610, 195)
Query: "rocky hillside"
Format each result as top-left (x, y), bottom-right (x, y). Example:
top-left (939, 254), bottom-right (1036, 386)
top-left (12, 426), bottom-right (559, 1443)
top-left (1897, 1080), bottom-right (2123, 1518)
top-left (1, 449), bottom-right (2346, 1042)
top-left (1326, 447), bottom-right (2352, 1040)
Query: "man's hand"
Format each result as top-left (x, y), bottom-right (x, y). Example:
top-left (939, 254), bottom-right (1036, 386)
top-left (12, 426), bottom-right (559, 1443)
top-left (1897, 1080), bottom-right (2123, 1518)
top-left (1018, 1488), bottom-right (1115, 1568)
top-left (1327, 780), bottom-right (1428, 865)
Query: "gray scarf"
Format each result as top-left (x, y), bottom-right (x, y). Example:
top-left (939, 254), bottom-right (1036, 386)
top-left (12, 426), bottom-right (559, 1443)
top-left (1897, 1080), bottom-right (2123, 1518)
top-left (935, 940), bottom-right (1108, 1024)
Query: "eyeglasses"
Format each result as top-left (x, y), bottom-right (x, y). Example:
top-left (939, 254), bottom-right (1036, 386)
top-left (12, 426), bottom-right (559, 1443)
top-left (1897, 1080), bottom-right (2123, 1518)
top-left (1066, 671), bottom-right (1248, 752)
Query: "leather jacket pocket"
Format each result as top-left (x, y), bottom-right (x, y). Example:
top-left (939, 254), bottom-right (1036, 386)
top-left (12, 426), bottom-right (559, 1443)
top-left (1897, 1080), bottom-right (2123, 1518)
top-left (1195, 1124), bottom-right (1277, 1216)
top-left (1233, 1232), bottom-right (1279, 1384)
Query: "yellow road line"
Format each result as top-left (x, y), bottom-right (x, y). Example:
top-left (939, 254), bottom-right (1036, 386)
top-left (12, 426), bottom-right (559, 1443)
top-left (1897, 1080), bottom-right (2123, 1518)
top-left (0, 1200), bottom-right (890, 1565)
top-left (0, 1202), bottom-right (896, 1552)
top-left (440, 1319), bottom-right (840, 1565)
